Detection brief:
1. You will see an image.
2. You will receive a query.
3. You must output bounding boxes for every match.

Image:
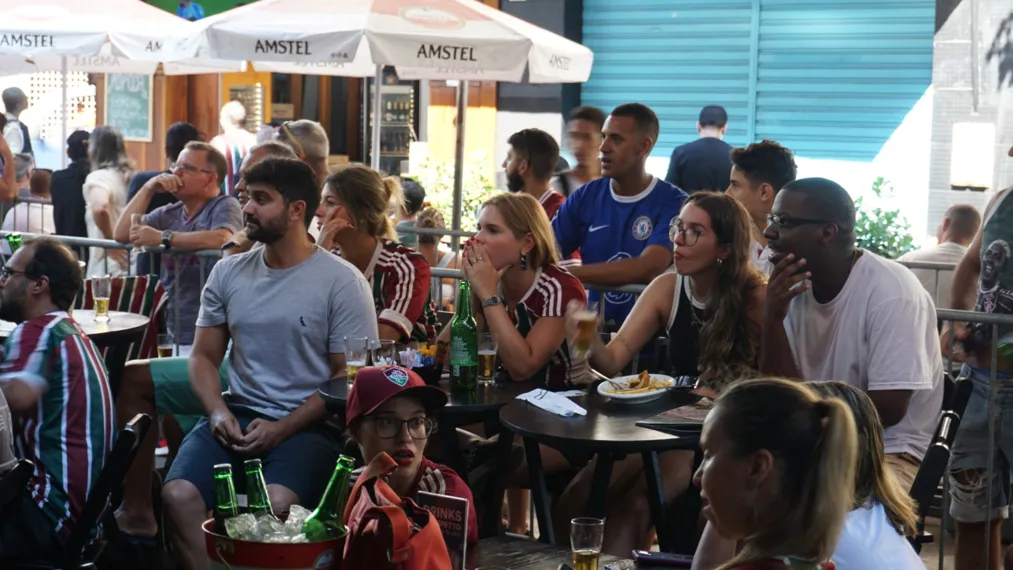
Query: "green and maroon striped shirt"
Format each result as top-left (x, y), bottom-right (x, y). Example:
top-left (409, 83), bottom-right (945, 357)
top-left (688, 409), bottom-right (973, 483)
top-left (1, 312), bottom-right (114, 540)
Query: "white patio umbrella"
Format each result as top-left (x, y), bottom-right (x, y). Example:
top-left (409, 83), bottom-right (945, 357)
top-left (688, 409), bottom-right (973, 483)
top-left (0, 0), bottom-right (242, 165)
top-left (164, 0), bottom-right (593, 240)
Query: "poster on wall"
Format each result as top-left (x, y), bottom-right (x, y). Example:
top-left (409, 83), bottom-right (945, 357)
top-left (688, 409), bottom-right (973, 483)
top-left (104, 73), bottom-right (153, 142)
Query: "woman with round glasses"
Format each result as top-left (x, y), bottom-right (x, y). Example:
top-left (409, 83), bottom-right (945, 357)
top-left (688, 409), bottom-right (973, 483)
top-left (557, 191), bottom-right (767, 555)
top-left (345, 365), bottom-right (478, 545)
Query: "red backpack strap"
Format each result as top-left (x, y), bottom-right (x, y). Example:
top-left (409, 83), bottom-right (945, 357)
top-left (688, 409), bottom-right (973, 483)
top-left (344, 452), bottom-right (398, 522)
top-left (363, 505), bottom-right (416, 564)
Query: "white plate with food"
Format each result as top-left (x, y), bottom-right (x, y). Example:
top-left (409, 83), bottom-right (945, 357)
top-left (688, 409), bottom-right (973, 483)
top-left (597, 371), bottom-right (675, 404)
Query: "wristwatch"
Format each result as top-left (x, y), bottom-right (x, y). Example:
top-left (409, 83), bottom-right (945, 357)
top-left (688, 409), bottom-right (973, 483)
top-left (482, 296), bottom-right (503, 308)
top-left (161, 230), bottom-right (174, 251)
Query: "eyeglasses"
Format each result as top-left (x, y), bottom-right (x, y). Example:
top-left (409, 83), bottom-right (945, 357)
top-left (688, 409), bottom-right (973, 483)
top-left (1, 266), bottom-right (26, 281)
top-left (365, 416), bottom-right (437, 440)
top-left (172, 163), bottom-right (214, 176)
top-left (669, 219), bottom-right (703, 247)
top-left (765, 213), bottom-right (835, 229)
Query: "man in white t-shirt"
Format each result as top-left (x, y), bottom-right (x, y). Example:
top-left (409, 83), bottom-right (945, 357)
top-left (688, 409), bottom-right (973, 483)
top-left (759, 177), bottom-right (943, 490)
top-left (724, 140), bottom-right (797, 276)
top-left (899, 204), bottom-right (980, 309)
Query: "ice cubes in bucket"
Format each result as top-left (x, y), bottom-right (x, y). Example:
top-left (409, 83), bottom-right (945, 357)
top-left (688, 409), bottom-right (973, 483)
top-left (223, 507), bottom-right (311, 543)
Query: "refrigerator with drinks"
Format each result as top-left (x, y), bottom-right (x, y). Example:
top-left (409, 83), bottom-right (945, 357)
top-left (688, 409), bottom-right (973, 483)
top-left (363, 67), bottom-right (419, 176)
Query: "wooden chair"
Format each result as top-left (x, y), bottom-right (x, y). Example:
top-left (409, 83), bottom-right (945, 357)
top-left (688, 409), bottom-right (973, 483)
top-left (0, 458), bottom-right (34, 510)
top-left (11, 414), bottom-right (152, 570)
top-left (909, 374), bottom-right (973, 552)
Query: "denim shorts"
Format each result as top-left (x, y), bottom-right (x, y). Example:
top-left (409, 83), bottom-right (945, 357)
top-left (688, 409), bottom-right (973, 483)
top-left (948, 365), bottom-right (1013, 522)
top-left (165, 405), bottom-right (343, 511)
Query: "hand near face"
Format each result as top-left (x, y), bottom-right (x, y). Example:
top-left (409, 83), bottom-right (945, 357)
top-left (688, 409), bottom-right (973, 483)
top-left (463, 241), bottom-right (509, 300)
top-left (763, 253), bottom-right (810, 323)
top-left (317, 207), bottom-right (353, 251)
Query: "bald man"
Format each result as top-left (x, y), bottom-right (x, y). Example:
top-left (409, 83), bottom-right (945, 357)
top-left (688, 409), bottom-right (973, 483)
top-left (900, 204), bottom-right (981, 309)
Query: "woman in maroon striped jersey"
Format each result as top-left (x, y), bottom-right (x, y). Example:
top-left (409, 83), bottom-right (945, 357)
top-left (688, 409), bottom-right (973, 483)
top-left (315, 165), bottom-right (438, 344)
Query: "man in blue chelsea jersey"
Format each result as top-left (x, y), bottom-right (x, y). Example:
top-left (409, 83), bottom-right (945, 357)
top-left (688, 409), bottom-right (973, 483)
top-left (552, 103), bottom-right (687, 328)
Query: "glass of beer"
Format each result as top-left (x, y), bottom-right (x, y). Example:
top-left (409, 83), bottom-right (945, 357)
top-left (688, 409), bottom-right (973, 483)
top-left (478, 333), bottom-right (497, 386)
top-left (371, 339), bottom-right (396, 367)
top-left (572, 304), bottom-right (599, 360)
top-left (157, 334), bottom-right (174, 358)
top-left (571, 517), bottom-right (604, 570)
top-left (92, 275), bottom-right (112, 323)
top-left (345, 336), bottom-right (368, 387)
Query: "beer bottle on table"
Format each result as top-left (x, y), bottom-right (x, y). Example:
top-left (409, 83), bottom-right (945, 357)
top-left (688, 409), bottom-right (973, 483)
top-left (213, 463), bottom-right (240, 533)
top-left (301, 455), bottom-right (356, 541)
top-left (244, 459), bottom-right (274, 517)
top-left (450, 280), bottom-right (478, 393)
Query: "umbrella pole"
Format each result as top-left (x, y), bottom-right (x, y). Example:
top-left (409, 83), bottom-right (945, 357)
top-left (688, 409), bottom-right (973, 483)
top-left (61, 56), bottom-right (68, 169)
top-left (370, 64), bottom-right (382, 170)
top-left (450, 80), bottom-right (468, 256)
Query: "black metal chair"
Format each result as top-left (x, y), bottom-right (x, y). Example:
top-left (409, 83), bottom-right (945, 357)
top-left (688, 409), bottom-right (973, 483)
top-left (908, 374), bottom-right (972, 553)
top-left (11, 413), bottom-right (152, 570)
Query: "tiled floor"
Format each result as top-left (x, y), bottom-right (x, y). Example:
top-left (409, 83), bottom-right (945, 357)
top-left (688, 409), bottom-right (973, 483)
top-left (921, 518), bottom-right (955, 570)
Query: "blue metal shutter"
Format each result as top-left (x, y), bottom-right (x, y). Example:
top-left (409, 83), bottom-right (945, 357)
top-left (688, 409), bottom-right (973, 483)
top-left (755, 0), bottom-right (935, 160)
top-left (581, 0), bottom-right (754, 157)
top-left (580, 0), bottom-right (934, 161)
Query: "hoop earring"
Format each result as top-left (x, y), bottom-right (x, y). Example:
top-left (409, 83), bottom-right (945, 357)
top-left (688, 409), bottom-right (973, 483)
top-left (520, 251), bottom-right (529, 270)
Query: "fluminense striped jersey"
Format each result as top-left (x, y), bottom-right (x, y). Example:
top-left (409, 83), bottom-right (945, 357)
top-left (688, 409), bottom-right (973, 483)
top-left (495, 265), bottom-right (591, 389)
top-left (336, 240), bottom-right (439, 343)
top-left (0, 312), bottom-right (114, 540)
top-left (537, 189), bottom-right (581, 269)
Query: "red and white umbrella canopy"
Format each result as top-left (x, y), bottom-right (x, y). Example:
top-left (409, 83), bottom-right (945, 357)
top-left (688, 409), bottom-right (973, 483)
top-left (0, 0), bottom-right (239, 75)
top-left (166, 0), bottom-right (593, 83)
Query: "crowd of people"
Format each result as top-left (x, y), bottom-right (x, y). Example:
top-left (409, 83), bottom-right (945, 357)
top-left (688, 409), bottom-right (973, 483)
top-left (0, 91), bottom-right (1008, 570)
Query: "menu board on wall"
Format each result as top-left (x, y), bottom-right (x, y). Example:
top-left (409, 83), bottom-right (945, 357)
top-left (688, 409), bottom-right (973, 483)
top-left (104, 73), bottom-right (153, 142)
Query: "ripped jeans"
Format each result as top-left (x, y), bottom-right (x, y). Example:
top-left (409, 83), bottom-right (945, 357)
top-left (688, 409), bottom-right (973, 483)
top-left (949, 365), bottom-right (1013, 523)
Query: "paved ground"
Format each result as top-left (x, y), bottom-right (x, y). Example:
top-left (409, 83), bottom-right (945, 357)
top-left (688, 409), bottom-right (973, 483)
top-left (921, 518), bottom-right (955, 570)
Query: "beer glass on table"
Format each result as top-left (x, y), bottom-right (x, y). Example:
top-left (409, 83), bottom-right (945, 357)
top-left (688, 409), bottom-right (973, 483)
top-left (572, 304), bottom-right (599, 360)
top-left (478, 333), bottom-right (497, 386)
top-left (345, 337), bottom-right (368, 387)
top-left (92, 275), bottom-right (112, 323)
top-left (157, 334), bottom-right (174, 358)
top-left (571, 517), bottom-right (604, 570)
top-left (371, 339), bottom-right (396, 366)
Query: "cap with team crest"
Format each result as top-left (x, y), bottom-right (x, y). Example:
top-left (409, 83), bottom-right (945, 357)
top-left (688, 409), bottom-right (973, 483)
top-left (345, 365), bottom-right (449, 425)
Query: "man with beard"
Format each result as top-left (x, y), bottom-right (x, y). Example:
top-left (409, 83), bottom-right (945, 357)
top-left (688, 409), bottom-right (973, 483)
top-left (162, 158), bottom-right (376, 570)
top-left (760, 177), bottom-right (942, 491)
top-left (0, 239), bottom-right (113, 561)
top-left (112, 141), bottom-right (297, 542)
top-left (552, 103), bottom-right (687, 328)
top-left (503, 128), bottom-right (579, 267)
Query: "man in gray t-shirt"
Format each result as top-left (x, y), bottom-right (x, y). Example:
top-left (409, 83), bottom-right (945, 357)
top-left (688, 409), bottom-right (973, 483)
top-left (114, 141), bottom-right (243, 349)
top-left (163, 158), bottom-right (377, 569)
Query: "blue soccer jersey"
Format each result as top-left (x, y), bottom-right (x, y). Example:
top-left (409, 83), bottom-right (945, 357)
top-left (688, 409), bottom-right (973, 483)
top-left (552, 176), bottom-right (687, 326)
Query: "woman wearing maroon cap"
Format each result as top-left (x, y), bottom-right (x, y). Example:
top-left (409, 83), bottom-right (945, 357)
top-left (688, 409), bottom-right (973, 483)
top-left (345, 365), bottom-right (479, 544)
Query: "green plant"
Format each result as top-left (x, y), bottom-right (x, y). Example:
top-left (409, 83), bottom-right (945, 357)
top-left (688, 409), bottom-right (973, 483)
top-left (410, 152), bottom-right (498, 238)
top-left (854, 177), bottom-right (916, 259)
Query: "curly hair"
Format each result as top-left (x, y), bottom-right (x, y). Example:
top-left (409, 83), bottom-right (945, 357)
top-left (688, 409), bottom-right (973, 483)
top-left (683, 192), bottom-right (764, 389)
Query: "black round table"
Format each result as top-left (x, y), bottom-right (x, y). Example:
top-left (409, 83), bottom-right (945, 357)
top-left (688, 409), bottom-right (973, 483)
top-left (499, 384), bottom-right (700, 550)
top-left (0, 310), bottom-right (149, 395)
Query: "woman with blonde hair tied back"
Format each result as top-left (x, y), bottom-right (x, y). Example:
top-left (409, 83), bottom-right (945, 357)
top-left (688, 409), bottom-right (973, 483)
top-left (694, 378), bottom-right (858, 570)
top-left (316, 165), bottom-right (437, 343)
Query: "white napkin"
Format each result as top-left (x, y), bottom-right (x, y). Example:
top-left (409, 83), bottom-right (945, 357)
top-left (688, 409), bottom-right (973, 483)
top-left (516, 389), bottom-right (587, 417)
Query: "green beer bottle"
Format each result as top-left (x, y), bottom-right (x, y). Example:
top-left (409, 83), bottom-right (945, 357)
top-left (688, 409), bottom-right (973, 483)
top-left (213, 463), bottom-right (240, 533)
top-left (450, 280), bottom-right (478, 393)
top-left (5, 233), bottom-right (22, 254)
top-left (301, 455), bottom-right (356, 541)
top-left (244, 459), bottom-right (274, 517)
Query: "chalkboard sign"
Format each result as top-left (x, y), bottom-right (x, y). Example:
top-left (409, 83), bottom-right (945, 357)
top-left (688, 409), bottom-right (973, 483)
top-left (104, 73), bottom-right (153, 142)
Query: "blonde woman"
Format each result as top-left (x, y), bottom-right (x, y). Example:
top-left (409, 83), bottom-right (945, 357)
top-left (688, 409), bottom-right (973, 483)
top-left (83, 126), bottom-right (132, 277)
top-left (555, 192), bottom-right (766, 552)
top-left (414, 207), bottom-right (460, 310)
top-left (315, 165), bottom-right (437, 343)
top-left (694, 378), bottom-right (858, 570)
